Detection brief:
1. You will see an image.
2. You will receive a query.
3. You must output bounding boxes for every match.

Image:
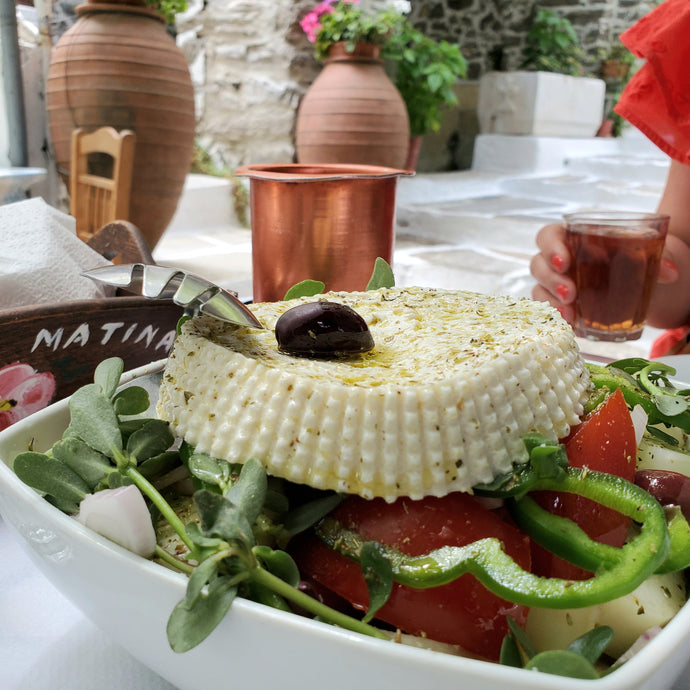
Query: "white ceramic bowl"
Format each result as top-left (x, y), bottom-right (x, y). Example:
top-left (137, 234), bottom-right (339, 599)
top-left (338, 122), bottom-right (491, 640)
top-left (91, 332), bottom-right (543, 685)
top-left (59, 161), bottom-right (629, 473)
top-left (1, 361), bottom-right (690, 690)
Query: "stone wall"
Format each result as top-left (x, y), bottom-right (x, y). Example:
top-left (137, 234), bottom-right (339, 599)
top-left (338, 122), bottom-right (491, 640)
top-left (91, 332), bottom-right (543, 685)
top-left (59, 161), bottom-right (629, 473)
top-left (178, 0), bottom-right (656, 172)
top-left (177, 0), bottom-right (319, 171)
top-left (407, 0), bottom-right (656, 79)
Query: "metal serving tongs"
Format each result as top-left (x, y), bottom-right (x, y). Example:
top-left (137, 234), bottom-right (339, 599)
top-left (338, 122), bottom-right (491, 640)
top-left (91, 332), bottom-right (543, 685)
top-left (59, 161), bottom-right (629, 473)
top-left (82, 263), bottom-right (264, 329)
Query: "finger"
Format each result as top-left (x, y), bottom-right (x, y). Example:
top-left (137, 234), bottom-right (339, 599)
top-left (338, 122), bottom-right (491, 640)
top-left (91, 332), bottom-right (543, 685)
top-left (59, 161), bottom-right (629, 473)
top-left (531, 284), bottom-right (575, 323)
top-left (657, 258), bottom-right (680, 285)
top-left (535, 224), bottom-right (571, 273)
top-left (530, 253), bottom-right (577, 304)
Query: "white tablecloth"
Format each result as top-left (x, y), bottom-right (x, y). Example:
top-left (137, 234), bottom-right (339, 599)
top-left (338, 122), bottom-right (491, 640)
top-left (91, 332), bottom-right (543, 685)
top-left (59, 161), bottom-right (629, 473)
top-left (0, 516), bottom-right (176, 689)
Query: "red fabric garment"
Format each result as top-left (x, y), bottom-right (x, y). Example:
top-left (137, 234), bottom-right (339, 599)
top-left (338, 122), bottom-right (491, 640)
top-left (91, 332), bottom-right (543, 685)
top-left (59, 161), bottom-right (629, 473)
top-left (614, 0), bottom-right (690, 164)
top-left (614, 0), bottom-right (690, 358)
top-left (650, 327), bottom-right (690, 357)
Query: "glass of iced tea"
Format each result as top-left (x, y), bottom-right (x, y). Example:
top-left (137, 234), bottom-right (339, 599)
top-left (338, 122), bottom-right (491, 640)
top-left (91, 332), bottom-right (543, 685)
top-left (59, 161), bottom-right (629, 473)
top-left (564, 211), bottom-right (669, 341)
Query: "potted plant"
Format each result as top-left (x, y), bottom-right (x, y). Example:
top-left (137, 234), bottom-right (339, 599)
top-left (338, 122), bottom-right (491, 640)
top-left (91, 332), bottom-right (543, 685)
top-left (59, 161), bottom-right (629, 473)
top-left (597, 42), bottom-right (637, 137)
top-left (295, 0), bottom-right (411, 169)
top-left (383, 20), bottom-right (467, 169)
top-left (520, 7), bottom-right (586, 76)
top-left (599, 43), bottom-right (636, 82)
top-left (304, 0), bottom-right (403, 61)
top-left (297, 0), bottom-right (468, 170)
top-left (477, 8), bottom-right (606, 138)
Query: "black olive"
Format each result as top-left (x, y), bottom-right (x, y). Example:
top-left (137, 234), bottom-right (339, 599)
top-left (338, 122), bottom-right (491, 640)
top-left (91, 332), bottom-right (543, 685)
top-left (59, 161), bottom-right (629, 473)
top-left (275, 301), bottom-right (375, 358)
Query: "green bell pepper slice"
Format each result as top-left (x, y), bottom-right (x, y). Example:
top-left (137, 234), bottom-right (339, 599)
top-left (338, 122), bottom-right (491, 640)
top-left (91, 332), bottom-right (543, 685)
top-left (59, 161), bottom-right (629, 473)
top-left (316, 467), bottom-right (671, 609)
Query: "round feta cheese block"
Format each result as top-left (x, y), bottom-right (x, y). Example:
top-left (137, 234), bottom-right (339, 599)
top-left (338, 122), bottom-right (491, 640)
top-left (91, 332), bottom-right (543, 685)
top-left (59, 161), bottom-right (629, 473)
top-left (156, 287), bottom-right (590, 501)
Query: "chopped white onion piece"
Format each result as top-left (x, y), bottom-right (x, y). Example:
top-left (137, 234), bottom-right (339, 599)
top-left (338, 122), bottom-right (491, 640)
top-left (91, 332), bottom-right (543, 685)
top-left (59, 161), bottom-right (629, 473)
top-left (610, 626), bottom-right (663, 669)
top-left (630, 404), bottom-right (648, 447)
top-left (76, 485), bottom-right (156, 558)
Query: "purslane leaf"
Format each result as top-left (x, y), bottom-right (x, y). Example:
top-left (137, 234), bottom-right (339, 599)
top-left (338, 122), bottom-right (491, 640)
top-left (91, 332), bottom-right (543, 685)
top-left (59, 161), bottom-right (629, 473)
top-left (226, 458), bottom-right (267, 526)
top-left (253, 545), bottom-right (300, 587)
top-left (186, 522), bottom-right (226, 550)
top-left (366, 257), bottom-right (395, 290)
top-left (567, 625), bottom-right (613, 664)
top-left (69, 384), bottom-right (122, 457)
top-left (524, 650), bottom-right (599, 679)
top-left (126, 419), bottom-right (174, 461)
top-left (113, 386), bottom-right (151, 416)
top-left (195, 489), bottom-right (255, 546)
top-left (499, 633), bottom-right (524, 668)
top-left (282, 492), bottom-right (343, 537)
top-left (167, 573), bottom-right (238, 653)
top-left (13, 452), bottom-right (89, 512)
top-left (284, 279), bottom-right (326, 301)
top-left (93, 357), bottom-right (124, 399)
top-left (506, 616), bottom-right (537, 659)
top-left (360, 541), bottom-right (393, 623)
top-left (184, 551), bottom-right (223, 607)
top-left (51, 436), bottom-right (112, 489)
top-left (107, 472), bottom-right (134, 489)
top-left (138, 451), bottom-right (182, 479)
top-left (187, 452), bottom-right (233, 493)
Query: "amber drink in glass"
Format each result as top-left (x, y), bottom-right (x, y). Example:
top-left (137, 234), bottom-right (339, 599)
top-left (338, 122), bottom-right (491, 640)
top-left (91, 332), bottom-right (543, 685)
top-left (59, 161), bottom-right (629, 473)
top-left (564, 211), bottom-right (669, 341)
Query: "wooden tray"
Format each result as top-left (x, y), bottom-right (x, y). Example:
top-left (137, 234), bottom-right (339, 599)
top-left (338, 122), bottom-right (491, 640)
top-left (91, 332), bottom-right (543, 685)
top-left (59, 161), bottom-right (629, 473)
top-left (0, 296), bottom-right (182, 429)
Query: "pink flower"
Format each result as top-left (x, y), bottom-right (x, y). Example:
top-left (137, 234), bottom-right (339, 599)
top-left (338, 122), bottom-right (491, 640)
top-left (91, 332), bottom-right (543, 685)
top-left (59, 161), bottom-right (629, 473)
top-left (300, 11), bottom-right (325, 43)
top-left (0, 362), bottom-right (56, 431)
top-left (300, 0), bottom-right (360, 43)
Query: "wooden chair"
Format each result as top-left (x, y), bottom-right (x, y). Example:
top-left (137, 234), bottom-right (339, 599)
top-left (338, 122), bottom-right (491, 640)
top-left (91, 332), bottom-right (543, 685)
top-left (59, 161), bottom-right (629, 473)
top-left (70, 127), bottom-right (136, 242)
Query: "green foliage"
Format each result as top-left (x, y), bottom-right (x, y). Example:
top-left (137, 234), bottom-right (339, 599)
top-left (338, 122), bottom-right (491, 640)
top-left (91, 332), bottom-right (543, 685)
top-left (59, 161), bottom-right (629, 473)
top-left (284, 280), bottom-right (326, 301)
top-left (310, 1), bottom-right (404, 61)
top-left (283, 258), bottom-right (395, 300)
top-left (146, 0), bottom-right (187, 25)
top-left (501, 617), bottom-right (613, 680)
top-left (521, 8), bottom-right (586, 77)
top-left (384, 21), bottom-right (467, 136)
top-left (366, 257), bottom-right (395, 290)
top-left (599, 42), bottom-right (636, 70)
top-left (12, 358), bottom-right (172, 513)
top-left (302, 2), bottom-right (466, 137)
top-left (360, 541), bottom-right (393, 623)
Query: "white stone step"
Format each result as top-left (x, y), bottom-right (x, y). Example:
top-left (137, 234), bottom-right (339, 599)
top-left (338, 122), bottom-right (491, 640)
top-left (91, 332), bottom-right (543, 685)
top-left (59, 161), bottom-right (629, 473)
top-left (167, 173), bottom-right (242, 234)
top-left (565, 154), bottom-right (669, 186)
top-left (472, 134), bottom-right (622, 175)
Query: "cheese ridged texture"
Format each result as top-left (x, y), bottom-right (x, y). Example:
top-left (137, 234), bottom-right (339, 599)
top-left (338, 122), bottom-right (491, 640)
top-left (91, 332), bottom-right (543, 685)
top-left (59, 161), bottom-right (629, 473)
top-left (157, 287), bottom-right (590, 501)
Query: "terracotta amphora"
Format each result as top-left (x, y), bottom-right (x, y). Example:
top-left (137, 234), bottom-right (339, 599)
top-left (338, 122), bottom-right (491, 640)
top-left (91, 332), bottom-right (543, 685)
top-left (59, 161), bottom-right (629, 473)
top-left (296, 43), bottom-right (410, 170)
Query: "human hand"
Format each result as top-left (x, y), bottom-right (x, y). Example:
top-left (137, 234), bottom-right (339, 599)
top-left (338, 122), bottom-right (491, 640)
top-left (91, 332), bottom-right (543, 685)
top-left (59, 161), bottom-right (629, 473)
top-left (530, 223), bottom-right (576, 322)
top-left (530, 222), bottom-right (681, 325)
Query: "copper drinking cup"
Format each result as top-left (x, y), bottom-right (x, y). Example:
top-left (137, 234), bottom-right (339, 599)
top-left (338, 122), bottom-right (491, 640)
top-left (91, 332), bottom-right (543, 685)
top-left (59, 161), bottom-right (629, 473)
top-left (235, 163), bottom-right (412, 303)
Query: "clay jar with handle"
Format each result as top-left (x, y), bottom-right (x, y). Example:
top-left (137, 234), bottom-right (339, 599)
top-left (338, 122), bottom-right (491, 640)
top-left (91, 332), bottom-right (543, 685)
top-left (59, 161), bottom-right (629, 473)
top-left (295, 42), bottom-right (410, 170)
top-left (46, 0), bottom-right (196, 250)
top-left (235, 163), bottom-right (413, 303)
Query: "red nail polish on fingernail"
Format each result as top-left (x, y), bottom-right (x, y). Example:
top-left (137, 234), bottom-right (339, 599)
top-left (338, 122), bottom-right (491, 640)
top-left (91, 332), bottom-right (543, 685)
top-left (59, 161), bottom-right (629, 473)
top-left (556, 283), bottom-right (569, 301)
top-left (551, 254), bottom-right (565, 271)
top-left (663, 259), bottom-right (679, 272)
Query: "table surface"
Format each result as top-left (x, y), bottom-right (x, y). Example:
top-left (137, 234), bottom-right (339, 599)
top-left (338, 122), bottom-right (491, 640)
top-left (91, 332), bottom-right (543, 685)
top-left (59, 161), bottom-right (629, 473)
top-left (2, 216), bottom-right (689, 689)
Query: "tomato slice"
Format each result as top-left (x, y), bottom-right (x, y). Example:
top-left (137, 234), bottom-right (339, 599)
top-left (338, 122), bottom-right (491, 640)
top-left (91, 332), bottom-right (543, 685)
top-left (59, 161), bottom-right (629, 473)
top-left (290, 492), bottom-right (531, 660)
top-left (532, 388), bottom-right (637, 580)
